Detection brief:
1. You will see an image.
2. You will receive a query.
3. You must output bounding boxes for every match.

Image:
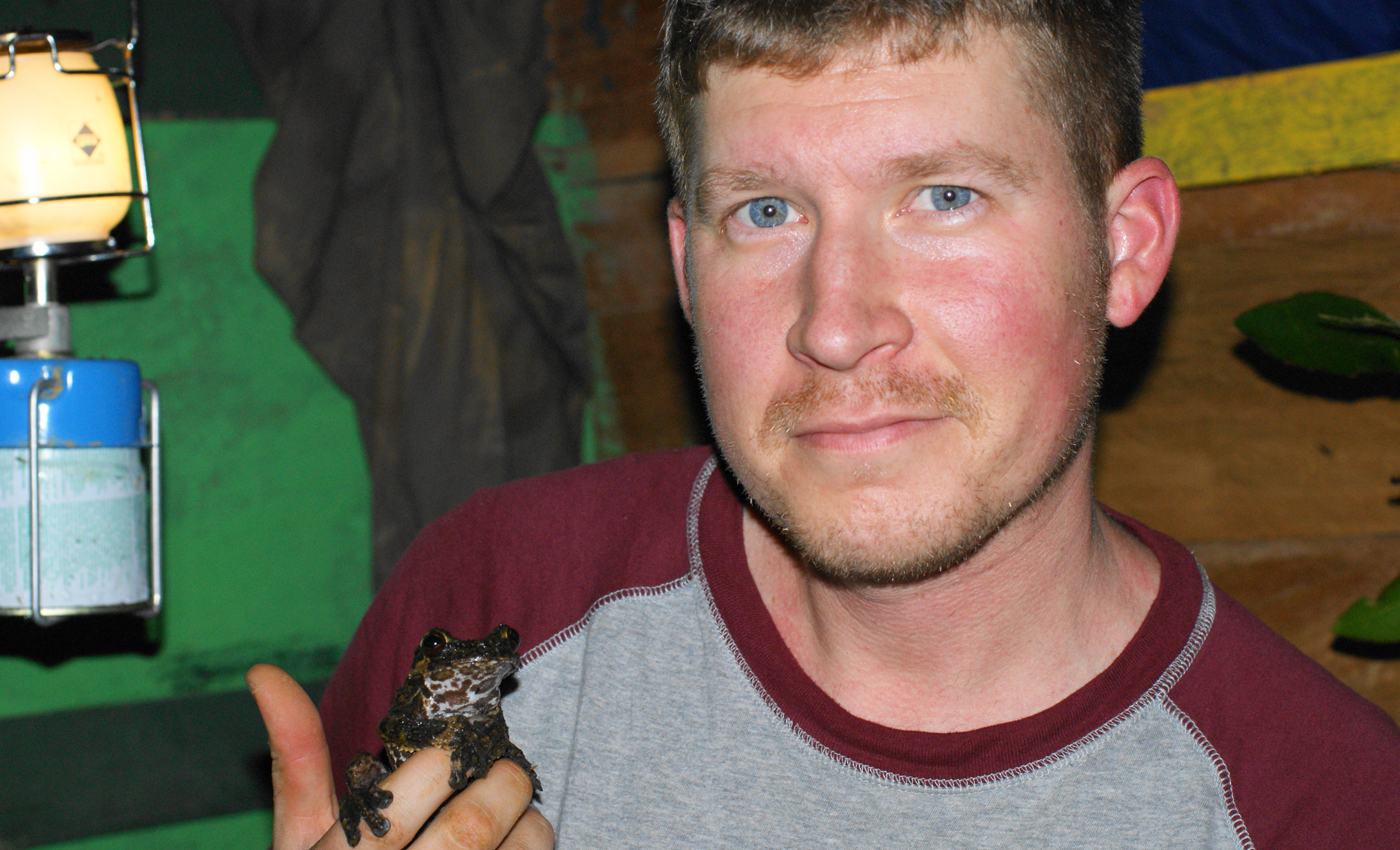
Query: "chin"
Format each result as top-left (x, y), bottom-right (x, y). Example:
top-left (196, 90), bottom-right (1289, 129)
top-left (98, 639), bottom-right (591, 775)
top-left (729, 410), bottom-right (1096, 588)
top-left (757, 488), bottom-right (1016, 586)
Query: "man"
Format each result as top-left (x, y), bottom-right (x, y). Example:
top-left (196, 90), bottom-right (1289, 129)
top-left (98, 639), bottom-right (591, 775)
top-left (248, 1), bottom-right (1400, 847)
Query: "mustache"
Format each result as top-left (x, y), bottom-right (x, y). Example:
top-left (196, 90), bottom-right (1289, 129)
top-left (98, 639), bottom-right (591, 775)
top-left (758, 369), bottom-right (985, 444)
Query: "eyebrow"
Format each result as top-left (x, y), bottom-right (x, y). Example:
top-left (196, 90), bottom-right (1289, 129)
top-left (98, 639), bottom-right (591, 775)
top-left (692, 142), bottom-right (1036, 221)
top-left (694, 166), bottom-right (781, 222)
top-left (879, 144), bottom-right (1035, 191)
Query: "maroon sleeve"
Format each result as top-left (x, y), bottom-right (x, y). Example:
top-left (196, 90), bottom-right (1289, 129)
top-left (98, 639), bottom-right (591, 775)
top-left (317, 447), bottom-right (712, 794)
top-left (1170, 590), bottom-right (1400, 847)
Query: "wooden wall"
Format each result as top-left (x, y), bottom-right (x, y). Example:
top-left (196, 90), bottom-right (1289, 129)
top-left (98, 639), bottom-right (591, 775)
top-left (547, 0), bottom-right (706, 454)
top-left (1098, 168), bottom-right (1400, 542)
top-left (543, 3), bottom-right (1400, 717)
top-left (1095, 169), bottom-right (1400, 719)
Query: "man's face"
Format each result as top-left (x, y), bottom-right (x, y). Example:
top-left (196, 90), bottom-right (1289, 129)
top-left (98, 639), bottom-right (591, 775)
top-left (670, 32), bottom-right (1108, 584)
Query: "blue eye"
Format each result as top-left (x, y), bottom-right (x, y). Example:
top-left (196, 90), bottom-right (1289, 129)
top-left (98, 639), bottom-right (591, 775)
top-left (746, 197), bottom-right (790, 227)
top-left (921, 186), bottom-right (974, 211)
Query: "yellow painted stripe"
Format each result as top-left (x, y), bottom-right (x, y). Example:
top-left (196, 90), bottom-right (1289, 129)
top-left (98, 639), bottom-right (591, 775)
top-left (1144, 51), bottom-right (1400, 188)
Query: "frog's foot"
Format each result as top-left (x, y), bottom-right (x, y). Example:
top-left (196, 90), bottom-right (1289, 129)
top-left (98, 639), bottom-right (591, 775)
top-left (339, 752), bottom-right (394, 847)
top-left (446, 748), bottom-right (487, 791)
top-left (504, 742), bottom-right (543, 795)
top-left (445, 744), bottom-right (540, 797)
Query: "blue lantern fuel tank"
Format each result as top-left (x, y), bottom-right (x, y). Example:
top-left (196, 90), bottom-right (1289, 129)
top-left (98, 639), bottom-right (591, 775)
top-left (0, 358), bottom-right (159, 621)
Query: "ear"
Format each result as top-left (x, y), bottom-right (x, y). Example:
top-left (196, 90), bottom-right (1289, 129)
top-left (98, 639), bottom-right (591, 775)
top-left (1103, 156), bottom-right (1180, 328)
top-left (667, 199), bottom-right (695, 326)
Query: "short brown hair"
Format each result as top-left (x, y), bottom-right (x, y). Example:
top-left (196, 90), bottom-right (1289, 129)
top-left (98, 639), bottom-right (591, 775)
top-left (656, 0), bottom-right (1144, 223)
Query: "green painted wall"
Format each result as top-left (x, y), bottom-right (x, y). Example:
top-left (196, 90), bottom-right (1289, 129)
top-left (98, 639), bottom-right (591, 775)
top-left (2, 120), bottom-right (371, 846)
top-left (42, 812), bottom-right (273, 850)
top-left (0, 4), bottom-right (614, 829)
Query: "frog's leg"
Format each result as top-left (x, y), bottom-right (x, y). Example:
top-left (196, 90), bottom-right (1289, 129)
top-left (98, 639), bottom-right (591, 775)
top-left (339, 752), bottom-right (394, 847)
top-left (442, 720), bottom-right (541, 796)
top-left (446, 723), bottom-right (496, 790)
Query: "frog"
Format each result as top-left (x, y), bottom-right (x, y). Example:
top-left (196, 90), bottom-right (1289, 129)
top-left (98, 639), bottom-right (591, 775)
top-left (338, 624), bottom-right (541, 846)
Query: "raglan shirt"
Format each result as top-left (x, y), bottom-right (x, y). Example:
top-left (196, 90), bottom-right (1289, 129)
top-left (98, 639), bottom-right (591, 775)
top-left (321, 447), bottom-right (1400, 848)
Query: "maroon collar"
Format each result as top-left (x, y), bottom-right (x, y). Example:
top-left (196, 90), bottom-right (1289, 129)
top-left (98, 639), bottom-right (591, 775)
top-left (696, 462), bottom-right (1206, 781)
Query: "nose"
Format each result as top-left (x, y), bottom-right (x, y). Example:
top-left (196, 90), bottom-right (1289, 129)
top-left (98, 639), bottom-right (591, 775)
top-left (786, 222), bottom-right (914, 372)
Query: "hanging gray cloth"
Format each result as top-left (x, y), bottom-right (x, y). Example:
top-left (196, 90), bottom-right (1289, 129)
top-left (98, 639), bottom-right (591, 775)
top-left (216, 0), bottom-right (593, 587)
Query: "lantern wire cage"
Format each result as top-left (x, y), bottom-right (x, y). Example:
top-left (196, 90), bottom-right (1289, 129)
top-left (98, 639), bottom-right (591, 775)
top-left (0, 0), bottom-right (153, 267)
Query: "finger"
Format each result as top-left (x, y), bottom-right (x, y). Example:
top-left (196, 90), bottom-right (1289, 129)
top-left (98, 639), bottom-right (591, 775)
top-left (353, 747), bottom-right (458, 846)
top-left (499, 808), bottom-right (555, 850)
top-left (419, 760), bottom-right (542, 849)
top-left (246, 664), bottom-right (338, 849)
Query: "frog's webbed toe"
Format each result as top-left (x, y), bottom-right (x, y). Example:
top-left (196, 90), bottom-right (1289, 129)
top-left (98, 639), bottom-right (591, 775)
top-left (446, 748), bottom-right (486, 791)
top-left (445, 745), bottom-right (540, 796)
top-left (446, 724), bottom-right (498, 790)
top-left (340, 752), bottom-right (394, 846)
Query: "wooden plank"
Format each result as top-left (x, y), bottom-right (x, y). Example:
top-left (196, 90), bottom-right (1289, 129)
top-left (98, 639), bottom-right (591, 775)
top-left (1144, 51), bottom-right (1400, 188)
top-left (546, 0), bottom-right (668, 182)
top-left (1095, 168), bottom-right (1400, 542)
top-left (546, 1), bottom-right (695, 453)
top-left (596, 305), bottom-right (707, 453)
top-left (578, 177), bottom-right (677, 314)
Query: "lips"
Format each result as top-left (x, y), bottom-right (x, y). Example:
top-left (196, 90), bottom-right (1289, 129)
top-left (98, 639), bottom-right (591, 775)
top-left (789, 413), bottom-right (944, 453)
top-left (792, 409), bottom-right (936, 435)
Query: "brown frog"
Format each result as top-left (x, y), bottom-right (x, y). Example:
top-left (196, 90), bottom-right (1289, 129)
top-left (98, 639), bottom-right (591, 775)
top-left (338, 624), bottom-right (541, 846)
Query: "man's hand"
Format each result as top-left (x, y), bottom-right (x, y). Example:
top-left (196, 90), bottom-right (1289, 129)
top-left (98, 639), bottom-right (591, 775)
top-left (246, 664), bottom-right (553, 849)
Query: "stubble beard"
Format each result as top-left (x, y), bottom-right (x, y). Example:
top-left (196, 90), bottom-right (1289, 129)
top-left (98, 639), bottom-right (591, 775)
top-left (717, 362), bottom-right (1101, 588)
top-left (701, 273), bottom-right (1109, 590)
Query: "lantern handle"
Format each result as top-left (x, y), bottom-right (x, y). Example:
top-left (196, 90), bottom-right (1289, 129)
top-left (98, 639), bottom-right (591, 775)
top-left (26, 373), bottom-right (62, 626)
top-left (86, 0), bottom-right (138, 76)
top-left (2, 0), bottom-right (137, 79)
top-left (142, 379), bottom-right (162, 618)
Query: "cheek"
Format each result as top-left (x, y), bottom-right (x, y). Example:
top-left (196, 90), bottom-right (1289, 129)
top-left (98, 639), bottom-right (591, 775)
top-left (690, 240), bottom-right (805, 412)
top-left (895, 203), bottom-right (1093, 363)
top-left (690, 298), bottom-right (767, 446)
top-left (914, 258), bottom-right (1098, 451)
top-left (915, 249), bottom-right (1084, 379)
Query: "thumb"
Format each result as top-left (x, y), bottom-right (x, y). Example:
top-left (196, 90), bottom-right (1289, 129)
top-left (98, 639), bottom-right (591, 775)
top-left (247, 664), bottom-right (340, 849)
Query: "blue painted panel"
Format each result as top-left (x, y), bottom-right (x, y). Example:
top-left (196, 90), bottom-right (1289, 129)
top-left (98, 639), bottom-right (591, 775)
top-left (1144, 0), bottom-right (1400, 88)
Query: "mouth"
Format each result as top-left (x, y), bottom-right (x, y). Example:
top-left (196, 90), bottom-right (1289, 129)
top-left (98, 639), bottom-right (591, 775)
top-left (756, 369), bottom-right (984, 451)
top-left (789, 413), bottom-right (946, 453)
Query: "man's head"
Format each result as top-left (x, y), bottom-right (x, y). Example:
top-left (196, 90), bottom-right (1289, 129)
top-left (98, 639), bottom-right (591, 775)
top-left (660, 1), bottom-right (1177, 585)
top-left (658, 0), bottom-right (1145, 230)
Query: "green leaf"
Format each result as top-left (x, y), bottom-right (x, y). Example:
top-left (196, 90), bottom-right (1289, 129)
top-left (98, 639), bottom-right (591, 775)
top-left (1235, 292), bottom-right (1400, 377)
top-left (1333, 572), bottom-right (1400, 643)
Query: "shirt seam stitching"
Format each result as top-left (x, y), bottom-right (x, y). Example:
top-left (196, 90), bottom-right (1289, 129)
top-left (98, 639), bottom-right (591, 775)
top-left (518, 575), bottom-right (697, 668)
top-left (1162, 694), bottom-right (1256, 850)
top-left (689, 453), bottom-right (1226, 788)
top-left (517, 462), bottom-right (705, 666)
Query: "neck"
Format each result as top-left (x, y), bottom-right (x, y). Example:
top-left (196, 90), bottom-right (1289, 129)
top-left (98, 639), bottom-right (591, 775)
top-left (743, 457), bottom-right (1161, 733)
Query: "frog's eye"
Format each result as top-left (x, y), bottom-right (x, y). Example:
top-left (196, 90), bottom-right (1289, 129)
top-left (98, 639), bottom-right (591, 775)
top-left (421, 630), bottom-right (448, 658)
top-left (491, 623), bottom-right (520, 649)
